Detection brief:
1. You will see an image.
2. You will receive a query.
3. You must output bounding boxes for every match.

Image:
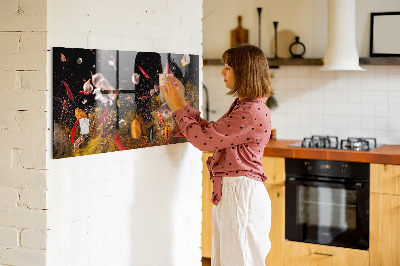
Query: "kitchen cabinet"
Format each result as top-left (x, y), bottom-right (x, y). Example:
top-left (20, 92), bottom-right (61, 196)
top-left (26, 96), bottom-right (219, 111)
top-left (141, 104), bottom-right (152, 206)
top-left (370, 163), bottom-right (400, 195)
top-left (202, 155), bottom-right (400, 265)
top-left (261, 156), bottom-right (285, 186)
top-left (284, 241), bottom-right (369, 266)
top-left (201, 154), bottom-right (286, 265)
top-left (370, 163), bottom-right (400, 266)
top-left (201, 152), bottom-right (213, 258)
top-left (264, 184), bottom-right (284, 265)
top-left (261, 156), bottom-right (285, 266)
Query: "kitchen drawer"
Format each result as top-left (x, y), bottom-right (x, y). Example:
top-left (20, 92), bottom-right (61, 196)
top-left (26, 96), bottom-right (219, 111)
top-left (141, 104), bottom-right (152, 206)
top-left (284, 241), bottom-right (369, 266)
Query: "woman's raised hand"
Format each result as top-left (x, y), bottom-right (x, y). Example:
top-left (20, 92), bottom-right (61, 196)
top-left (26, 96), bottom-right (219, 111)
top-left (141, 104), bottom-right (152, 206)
top-left (161, 75), bottom-right (187, 112)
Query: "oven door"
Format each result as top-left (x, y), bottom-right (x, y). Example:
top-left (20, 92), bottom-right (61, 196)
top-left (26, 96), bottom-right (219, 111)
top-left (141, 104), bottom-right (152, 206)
top-left (285, 177), bottom-right (369, 250)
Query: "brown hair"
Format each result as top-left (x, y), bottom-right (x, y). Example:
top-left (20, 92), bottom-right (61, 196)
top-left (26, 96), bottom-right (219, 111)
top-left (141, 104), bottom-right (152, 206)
top-left (221, 44), bottom-right (273, 99)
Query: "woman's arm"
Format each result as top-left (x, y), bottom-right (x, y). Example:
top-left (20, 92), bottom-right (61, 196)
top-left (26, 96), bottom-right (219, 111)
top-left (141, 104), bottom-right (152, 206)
top-left (162, 76), bottom-right (211, 137)
top-left (172, 106), bottom-right (256, 152)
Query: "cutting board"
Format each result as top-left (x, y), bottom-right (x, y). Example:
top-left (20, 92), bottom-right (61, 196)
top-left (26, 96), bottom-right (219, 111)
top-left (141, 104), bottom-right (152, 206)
top-left (231, 16), bottom-right (249, 48)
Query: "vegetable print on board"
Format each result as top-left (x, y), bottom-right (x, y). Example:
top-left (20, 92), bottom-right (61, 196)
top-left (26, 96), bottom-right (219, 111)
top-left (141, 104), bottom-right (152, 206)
top-left (52, 47), bottom-right (199, 159)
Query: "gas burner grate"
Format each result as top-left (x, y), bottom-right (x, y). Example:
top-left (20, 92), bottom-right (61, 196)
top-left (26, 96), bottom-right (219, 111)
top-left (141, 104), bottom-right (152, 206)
top-left (340, 137), bottom-right (377, 151)
top-left (301, 135), bottom-right (339, 149)
top-left (296, 136), bottom-right (378, 151)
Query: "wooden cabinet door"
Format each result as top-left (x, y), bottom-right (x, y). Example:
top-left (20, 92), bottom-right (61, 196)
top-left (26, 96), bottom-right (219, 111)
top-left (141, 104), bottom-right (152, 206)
top-left (370, 163), bottom-right (400, 195)
top-left (265, 184), bottom-right (285, 266)
top-left (262, 156), bottom-right (285, 186)
top-left (284, 241), bottom-right (369, 266)
top-left (370, 193), bottom-right (400, 266)
top-left (202, 152), bottom-right (213, 258)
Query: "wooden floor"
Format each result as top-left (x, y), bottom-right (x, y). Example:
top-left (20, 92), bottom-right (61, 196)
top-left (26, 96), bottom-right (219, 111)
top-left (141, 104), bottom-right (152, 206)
top-left (202, 257), bottom-right (211, 266)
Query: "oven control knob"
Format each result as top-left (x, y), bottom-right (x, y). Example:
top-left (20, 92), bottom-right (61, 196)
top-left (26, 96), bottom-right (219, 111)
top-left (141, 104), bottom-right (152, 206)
top-left (340, 164), bottom-right (347, 174)
top-left (305, 162), bottom-right (312, 171)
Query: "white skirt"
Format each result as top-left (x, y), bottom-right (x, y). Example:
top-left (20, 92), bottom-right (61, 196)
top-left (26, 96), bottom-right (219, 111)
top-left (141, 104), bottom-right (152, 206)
top-left (212, 176), bottom-right (271, 266)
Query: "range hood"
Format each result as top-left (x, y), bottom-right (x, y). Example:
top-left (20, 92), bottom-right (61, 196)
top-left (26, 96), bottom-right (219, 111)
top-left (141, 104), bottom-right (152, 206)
top-left (320, 0), bottom-right (365, 71)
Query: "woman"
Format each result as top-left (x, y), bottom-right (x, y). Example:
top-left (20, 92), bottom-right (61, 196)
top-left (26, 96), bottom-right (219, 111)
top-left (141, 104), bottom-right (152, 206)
top-left (162, 44), bottom-right (273, 266)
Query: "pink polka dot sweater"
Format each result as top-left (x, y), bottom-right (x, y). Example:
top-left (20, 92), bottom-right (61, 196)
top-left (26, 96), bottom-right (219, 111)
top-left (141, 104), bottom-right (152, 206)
top-left (172, 97), bottom-right (271, 206)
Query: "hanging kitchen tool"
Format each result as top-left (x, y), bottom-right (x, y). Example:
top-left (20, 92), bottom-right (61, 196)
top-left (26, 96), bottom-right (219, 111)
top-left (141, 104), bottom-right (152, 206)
top-left (289, 36), bottom-right (306, 58)
top-left (273, 21), bottom-right (279, 58)
top-left (230, 16), bottom-right (249, 48)
top-left (257, 8), bottom-right (262, 48)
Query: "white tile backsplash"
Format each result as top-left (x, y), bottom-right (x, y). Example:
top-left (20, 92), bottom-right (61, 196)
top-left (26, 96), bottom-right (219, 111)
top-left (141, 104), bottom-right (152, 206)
top-left (374, 65), bottom-right (388, 77)
top-left (361, 104), bottom-right (375, 117)
top-left (389, 104), bottom-right (400, 117)
top-left (323, 103), bottom-right (336, 115)
top-left (362, 116), bottom-right (375, 130)
top-left (374, 77), bottom-right (388, 91)
top-left (388, 66), bottom-right (400, 75)
top-left (389, 131), bottom-right (400, 143)
top-left (336, 103), bottom-right (349, 116)
top-left (204, 65), bottom-right (400, 144)
top-left (388, 91), bottom-right (400, 104)
top-left (362, 90), bottom-right (375, 103)
top-left (286, 77), bottom-right (299, 89)
top-left (375, 130), bottom-right (389, 144)
top-left (374, 90), bottom-right (388, 104)
top-left (389, 117), bottom-right (400, 131)
top-left (388, 76), bottom-right (400, 91)
top-left (272, 65), bottom-right (400, 144)
top-left (375, 104), bottom-right (389, 117)
top-left (375, 117), bottom-right (389, 129)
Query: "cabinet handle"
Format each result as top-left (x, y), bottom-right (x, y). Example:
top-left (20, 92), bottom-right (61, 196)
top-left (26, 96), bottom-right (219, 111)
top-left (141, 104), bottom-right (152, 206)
top-left (314, 252), bottom-right (335, 257)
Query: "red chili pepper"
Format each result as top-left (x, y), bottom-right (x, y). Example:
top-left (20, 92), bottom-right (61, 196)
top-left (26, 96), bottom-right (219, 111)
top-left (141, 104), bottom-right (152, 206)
top-left (63, 80), bottom-right (73, 100)
top-left (70, 119), bottom-right (80, 143)
top-left (137, 65), bottom-right (149, 79)
top-left (157, 111), bottom-right (165, 127)
top-left (79, 91), bottom-right (90, 95)
top-left (114, 134), bottom-right (125, 151)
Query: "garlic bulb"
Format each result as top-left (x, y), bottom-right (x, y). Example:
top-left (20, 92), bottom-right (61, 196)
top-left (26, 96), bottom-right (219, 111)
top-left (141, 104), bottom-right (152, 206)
top-left (83, 79), bottom-right (93, 93)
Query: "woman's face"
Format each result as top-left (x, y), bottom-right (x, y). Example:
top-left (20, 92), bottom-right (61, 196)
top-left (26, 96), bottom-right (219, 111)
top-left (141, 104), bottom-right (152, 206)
top-left (220, 64), bottom-right (235, 89)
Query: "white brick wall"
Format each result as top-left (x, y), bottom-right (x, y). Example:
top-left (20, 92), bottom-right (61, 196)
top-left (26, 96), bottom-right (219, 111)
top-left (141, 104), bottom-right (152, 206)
top-left (0, 0), bottom-right (48, 265)
top-left (46, 1), bottom-right (203, 266)
top-left (2, 0), bottom-right (203, 264)
top-left (21, 229), bottom-right (47, 250)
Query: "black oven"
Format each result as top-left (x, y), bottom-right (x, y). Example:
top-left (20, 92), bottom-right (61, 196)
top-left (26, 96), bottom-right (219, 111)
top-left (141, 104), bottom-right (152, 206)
top-left (285, 158), bottom-right (369, 250)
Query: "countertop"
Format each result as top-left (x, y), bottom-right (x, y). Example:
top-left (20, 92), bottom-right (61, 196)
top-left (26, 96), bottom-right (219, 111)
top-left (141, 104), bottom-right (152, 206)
top-left (263, 139), bottom-right (400, 165)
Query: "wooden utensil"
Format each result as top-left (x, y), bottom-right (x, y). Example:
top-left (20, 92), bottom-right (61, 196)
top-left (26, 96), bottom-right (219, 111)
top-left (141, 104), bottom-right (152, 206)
top-left (231, 16), bottom-right (249, 48)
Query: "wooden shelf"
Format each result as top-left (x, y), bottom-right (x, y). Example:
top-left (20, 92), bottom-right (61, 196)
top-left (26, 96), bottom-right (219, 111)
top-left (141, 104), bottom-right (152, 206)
top-left (203, 57), bottom-right (400, 67)
top-left (203, 58), bottom-right (323, 67)
top-left (268, 58), bottom-right (322, 67)
top-left (359, 57), bottom-right (400, 65)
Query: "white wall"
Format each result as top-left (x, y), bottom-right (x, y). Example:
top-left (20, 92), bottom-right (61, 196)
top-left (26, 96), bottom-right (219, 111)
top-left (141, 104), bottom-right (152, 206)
top-left (0, 0), bottom-right (48, 265)
top-left (203, 0), bottom-right (400, 145)
top-left (203, 0), bottom-right (400, 58)
top-left (46, 1), bottom-right (203, 266)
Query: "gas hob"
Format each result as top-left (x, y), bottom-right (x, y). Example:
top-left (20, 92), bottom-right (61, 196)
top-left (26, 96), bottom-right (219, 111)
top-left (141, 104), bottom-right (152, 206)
top-left (289, 135), bottom-right (382, 151)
